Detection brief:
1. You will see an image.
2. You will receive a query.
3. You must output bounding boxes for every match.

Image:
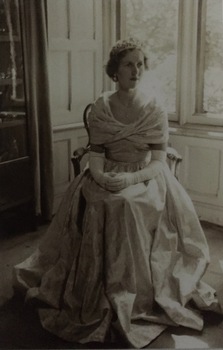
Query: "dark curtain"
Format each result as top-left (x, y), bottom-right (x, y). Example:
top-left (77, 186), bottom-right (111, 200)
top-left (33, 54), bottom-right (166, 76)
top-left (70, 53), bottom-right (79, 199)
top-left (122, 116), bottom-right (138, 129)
top-left (20, 0), bottom-right (53, 221)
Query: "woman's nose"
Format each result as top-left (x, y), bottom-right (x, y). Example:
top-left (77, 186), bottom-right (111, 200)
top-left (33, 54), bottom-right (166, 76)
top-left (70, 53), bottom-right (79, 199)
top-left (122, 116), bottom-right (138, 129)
top-left (132, 65), bottom-right (139, 75)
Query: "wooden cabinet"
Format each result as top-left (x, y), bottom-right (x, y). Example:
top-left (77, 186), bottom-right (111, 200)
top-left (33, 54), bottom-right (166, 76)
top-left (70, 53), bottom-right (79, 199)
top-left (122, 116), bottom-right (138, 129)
top-left (0, 0), bottom-right (34, 232)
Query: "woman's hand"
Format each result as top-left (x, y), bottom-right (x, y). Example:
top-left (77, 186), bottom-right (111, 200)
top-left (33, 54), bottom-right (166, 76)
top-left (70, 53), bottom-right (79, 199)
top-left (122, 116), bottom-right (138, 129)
top-left (103, 172), bottom-right (135, 192)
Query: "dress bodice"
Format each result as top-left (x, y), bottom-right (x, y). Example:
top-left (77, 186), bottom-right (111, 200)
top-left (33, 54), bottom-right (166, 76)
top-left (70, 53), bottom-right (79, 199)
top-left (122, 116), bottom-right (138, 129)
top-left (89, 91), bottom-right (169, 173)
top-left (105, 138), bottom-right (150, 164)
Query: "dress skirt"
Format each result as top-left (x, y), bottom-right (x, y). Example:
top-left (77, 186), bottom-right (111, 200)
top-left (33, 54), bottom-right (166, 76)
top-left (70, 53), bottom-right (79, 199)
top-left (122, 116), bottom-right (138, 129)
top-left (13, 160), bottom-right (220, 348)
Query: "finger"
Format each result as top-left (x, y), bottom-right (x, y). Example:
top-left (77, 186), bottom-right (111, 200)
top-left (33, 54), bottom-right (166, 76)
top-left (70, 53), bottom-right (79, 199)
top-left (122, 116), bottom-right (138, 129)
top-left (108, 182), bottom-right (126, 191)
top-left (107, 178), bottom-right (124, 185)
top-left (108, 172), bottom-right (117, 177)
top-left (104, 172), bottom-right (116, 178)
top-left (106, 183), bottom-right (123, 191)
top-left (113, 173), bottom-right (125, 178)
top-left (106, 184), bottom-right (120, 191)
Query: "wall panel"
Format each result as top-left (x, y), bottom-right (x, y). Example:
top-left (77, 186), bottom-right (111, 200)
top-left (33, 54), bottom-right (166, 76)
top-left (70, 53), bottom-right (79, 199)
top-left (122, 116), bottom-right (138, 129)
top-left (185, 145), bottom-right (220, 196)
top-left (48, 0), bottom-right (103, 126)
top-left (47, 0), bottom-right (103, 211)
top-left (50, 51), bottom-right (71, 110)
top-left (47, 0), bottom-right (69, 39)
top-left (169, 132), bottom-right (223, 225)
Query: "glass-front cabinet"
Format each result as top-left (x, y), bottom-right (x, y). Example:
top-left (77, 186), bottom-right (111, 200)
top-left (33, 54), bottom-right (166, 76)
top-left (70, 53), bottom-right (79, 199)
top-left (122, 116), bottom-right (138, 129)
top-left (0, 0), bottom-right (33, 227)
top-left (0, 0), bottom-right (28, 163)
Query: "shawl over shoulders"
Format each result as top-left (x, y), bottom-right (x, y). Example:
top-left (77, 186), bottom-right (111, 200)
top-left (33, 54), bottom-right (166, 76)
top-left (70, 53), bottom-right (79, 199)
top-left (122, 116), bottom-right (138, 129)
top-left (89, 92), bottom-right (169, 146)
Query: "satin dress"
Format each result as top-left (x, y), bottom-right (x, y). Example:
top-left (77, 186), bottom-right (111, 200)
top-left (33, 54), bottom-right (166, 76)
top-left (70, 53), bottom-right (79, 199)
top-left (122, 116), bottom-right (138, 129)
top-left (14, 92), bottom-right (220, 348)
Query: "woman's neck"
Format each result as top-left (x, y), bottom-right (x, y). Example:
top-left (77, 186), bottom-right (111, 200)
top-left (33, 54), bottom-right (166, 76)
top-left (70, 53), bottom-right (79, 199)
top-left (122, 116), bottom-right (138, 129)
top-left (116, 88), bottom-right (138, 107)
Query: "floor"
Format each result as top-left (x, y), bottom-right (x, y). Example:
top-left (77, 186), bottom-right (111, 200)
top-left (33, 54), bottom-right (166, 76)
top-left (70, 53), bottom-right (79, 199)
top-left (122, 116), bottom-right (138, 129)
top-left (0, 221), bottom-right (223, 349)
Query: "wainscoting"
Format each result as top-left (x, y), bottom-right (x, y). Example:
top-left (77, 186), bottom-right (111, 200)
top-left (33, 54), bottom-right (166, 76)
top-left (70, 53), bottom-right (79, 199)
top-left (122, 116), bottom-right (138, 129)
top-left (169, 127), bottom-right (223, 226)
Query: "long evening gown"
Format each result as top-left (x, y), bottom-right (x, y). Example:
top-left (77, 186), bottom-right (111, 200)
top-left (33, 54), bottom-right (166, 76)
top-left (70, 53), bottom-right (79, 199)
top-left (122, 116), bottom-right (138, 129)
top-left (13, 92), bottom-right (221, 348)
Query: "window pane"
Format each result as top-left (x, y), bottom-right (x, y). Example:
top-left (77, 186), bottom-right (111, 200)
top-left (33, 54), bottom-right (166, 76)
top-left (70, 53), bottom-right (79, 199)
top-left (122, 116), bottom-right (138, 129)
top-left (203, 0), bottom-right (223, 115)
top-left (125, 0), bottom-right (179, 113)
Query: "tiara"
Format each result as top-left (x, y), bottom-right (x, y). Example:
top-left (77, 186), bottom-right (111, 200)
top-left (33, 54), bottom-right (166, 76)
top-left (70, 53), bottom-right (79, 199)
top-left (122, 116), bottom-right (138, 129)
top-left (110, 37), bottom-right (145, 56)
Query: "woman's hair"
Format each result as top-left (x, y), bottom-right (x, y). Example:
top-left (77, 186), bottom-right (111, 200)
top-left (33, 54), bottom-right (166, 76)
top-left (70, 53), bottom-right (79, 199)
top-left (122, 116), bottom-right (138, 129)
top-left (105, 38), bottom-right (149, 81)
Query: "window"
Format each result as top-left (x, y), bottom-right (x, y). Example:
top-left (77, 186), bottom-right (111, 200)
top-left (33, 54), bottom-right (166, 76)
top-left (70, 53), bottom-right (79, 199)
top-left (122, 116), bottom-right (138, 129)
top-left (121, 0), bottom-right (223, 127)
top-left (125, 0), bottom-right (179, 118)
top-left (200, 0), bottom-right (223, 116)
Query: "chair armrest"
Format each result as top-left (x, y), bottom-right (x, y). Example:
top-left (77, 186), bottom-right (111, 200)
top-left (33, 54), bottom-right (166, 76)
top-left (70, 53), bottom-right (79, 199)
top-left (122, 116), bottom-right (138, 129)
top-left (73, 146), bottom-right (88, 158)
top-left (167, 146), bottom-right (183, 179)
top-left (167, 146), bottom-right (182, 162)
top-left (71, 146), bottom-right (90, 177)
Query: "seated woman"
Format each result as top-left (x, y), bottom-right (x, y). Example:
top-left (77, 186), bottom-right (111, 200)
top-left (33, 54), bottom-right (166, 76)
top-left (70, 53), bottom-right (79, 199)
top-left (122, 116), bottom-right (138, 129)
top-left (13, 38), bottom-right (222, 349)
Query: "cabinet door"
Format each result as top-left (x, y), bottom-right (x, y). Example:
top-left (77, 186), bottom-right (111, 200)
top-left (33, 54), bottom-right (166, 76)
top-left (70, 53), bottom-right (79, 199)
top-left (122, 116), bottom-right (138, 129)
top-left (0, 0), bottom-right (32, 213)
top-left (0, 0), bottom-right (28, 163)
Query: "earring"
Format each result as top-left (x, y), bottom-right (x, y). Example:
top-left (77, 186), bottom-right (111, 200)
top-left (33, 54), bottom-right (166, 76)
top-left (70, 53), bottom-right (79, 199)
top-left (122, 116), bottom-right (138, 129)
top-left (113, 74), bottom-right (118, 82)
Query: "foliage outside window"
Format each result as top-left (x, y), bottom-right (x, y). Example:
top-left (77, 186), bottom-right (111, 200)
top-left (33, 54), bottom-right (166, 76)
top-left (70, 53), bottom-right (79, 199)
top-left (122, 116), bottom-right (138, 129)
top-left (203, 0), bottom-right (223, 116)
top-left (125, 0), bottom-right (179, 116)
top-left (123, 0), bottom-right (223, 126)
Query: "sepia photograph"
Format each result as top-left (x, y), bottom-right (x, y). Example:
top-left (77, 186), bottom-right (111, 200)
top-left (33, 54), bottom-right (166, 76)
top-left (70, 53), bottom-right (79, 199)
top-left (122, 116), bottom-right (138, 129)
top-left (0, 0), bottom-right (223, 349)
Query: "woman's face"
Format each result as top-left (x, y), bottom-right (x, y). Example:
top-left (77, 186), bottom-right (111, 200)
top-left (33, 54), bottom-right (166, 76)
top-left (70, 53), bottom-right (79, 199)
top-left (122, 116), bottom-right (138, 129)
top-left (116, 49), bottom-right (145, 91)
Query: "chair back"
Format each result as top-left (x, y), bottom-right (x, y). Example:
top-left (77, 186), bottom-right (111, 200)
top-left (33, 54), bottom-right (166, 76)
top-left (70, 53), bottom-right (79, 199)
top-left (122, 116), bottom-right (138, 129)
top-left (83, 103), bottom-right (92, 147)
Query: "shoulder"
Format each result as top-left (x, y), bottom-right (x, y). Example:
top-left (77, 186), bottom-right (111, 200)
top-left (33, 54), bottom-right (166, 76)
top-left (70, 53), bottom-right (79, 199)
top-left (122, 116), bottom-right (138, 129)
top-left (89, 94), bottom-right (105, 122)
top-left (145, 95), bottom-right (167, 122)
top-left (89, 91), bottom-right (112, 125)
top-left (138, 91), bottom-right (166, 119)
top-left (153, 98), bottom-right (167, 119)
top-left (91, 94), bottom-right (104, 112)
top-left (90, 91), bottom-right (113, 114)
top-left (140, 93), bottom-right (168, 132)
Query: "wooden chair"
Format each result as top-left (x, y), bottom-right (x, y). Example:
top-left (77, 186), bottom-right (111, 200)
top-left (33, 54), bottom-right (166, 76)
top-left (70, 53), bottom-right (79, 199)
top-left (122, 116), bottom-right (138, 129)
top-left (71, 103), bottom-right (182, 179)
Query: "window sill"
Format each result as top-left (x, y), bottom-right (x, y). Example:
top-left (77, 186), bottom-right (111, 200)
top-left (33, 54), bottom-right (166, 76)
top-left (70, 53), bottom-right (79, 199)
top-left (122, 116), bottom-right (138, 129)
top-left (188, 114), bottom-right (223, 127)
top-left (169, 121), bottom-right (223, 140)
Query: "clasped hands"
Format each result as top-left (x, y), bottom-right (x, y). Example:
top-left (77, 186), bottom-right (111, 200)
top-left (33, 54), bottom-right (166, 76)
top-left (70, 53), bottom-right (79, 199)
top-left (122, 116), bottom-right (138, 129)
top-left (100, 172), bottom-right (136, 192)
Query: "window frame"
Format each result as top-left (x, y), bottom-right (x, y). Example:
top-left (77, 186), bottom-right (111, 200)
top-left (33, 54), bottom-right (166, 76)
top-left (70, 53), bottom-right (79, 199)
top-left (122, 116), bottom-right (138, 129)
top-left (120, 0), bottom-right (223, 128)
top-left (187, 0), bottom-right (223, 126)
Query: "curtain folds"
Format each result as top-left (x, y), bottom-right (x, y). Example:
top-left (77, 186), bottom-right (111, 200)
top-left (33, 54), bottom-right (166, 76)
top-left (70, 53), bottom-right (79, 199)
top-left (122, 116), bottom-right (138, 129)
top-left (20, 0), bottom-right (53, 221)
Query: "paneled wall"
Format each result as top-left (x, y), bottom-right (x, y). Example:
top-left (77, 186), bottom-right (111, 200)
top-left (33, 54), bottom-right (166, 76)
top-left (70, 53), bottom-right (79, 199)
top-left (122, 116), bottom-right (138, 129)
top-left (47, 0), bottom-right (103, 211)
top-left (169, 131), bottom-right (223, 226)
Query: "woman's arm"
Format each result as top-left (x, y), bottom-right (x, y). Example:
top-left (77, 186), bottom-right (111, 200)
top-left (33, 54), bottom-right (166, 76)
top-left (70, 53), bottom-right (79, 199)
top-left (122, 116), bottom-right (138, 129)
top-left (89, 151), bottom-right (105, 183)
top-left (89, 145), bottom-right (117, 189)
top-left (89, 143), bottom-right (106, 187)
top-left (133, 143), bottom-right (167, 183)
top-left (105, 143), bottom-right (167, 192)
